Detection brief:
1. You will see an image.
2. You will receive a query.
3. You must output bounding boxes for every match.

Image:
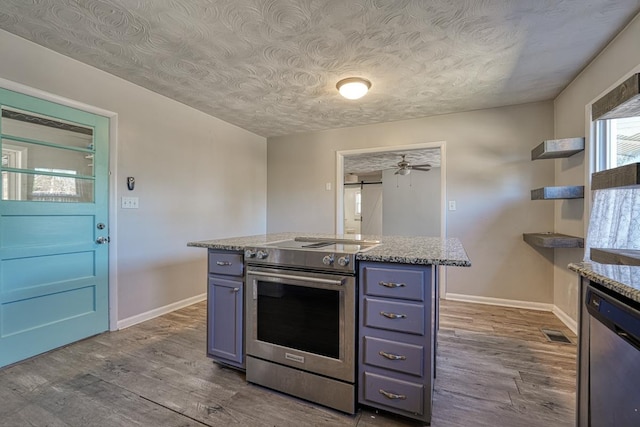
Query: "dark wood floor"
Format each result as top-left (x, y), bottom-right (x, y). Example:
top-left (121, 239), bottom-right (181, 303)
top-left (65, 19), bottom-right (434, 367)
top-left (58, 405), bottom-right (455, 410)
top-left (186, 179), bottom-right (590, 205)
top-left (0, 299), bottom-right (576, 426)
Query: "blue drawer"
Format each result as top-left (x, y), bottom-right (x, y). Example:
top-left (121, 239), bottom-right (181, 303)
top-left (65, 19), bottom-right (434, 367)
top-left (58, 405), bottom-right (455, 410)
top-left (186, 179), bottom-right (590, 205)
top-left (208, 251), bottom-right (243, 276)
top-left (363, 336), bottom-right (424, 377)
top-left (362, 266), bottom-right (425, 301)
top-left (362, 372), bottom-right (424, 415)
top-left (364, 297), bottom-right (425, 335)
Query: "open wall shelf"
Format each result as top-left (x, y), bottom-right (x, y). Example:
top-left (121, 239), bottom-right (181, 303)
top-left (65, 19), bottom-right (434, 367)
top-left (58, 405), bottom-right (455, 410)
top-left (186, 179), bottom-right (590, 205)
top-left (592, 73), bottom-right (640, 120)
top-left (591, 248), bottom-right (640, 266)
top-left (523, 233), bottom-right (584, 249)
top-left (591, 162), bottom-right (640, 190)
top-left (531, 137), bottom-right (585, 160)
top-left (531, 186), bottom-right (584, 200)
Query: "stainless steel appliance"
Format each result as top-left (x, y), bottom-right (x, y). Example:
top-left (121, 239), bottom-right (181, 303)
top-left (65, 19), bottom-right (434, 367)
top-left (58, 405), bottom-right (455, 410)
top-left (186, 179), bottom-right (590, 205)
top-left (244, 237), bottom-right (379, 414)
top-left (585, 284), bottom-right (640, 427)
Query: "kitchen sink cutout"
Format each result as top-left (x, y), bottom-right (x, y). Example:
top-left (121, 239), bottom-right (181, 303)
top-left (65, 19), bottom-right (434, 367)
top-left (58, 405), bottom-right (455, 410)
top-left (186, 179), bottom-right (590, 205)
top-left (541, 328), bottom-right (572, 344)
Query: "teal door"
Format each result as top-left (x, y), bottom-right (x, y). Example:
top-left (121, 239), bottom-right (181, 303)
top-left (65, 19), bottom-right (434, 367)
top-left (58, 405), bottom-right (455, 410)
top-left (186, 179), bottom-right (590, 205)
top-left (0, 87), bottom-right (109, 368)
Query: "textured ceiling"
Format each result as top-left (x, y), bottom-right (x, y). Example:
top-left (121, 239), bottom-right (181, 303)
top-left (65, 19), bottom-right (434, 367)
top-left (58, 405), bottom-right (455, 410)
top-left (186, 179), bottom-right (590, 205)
top-left (1, 1), bottom-right (639, 138)
top-left (344, 148), bottom-right (440, 175)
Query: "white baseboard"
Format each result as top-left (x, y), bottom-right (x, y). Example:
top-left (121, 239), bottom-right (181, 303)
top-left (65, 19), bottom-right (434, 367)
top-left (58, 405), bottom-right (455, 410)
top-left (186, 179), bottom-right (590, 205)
top-left (445, 293), bottom-right (554, 312)
top-left (117, 293), bottom-right (207, 330)
top-left (552, 305), bottom-right (578, 335)
top-left (445, 293), bottom-right (578, 334)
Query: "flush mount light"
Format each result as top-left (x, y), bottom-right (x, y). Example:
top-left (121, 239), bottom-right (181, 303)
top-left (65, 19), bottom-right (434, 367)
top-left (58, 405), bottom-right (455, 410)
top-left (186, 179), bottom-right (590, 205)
top-left (336, 77), bottom-right (371, 100)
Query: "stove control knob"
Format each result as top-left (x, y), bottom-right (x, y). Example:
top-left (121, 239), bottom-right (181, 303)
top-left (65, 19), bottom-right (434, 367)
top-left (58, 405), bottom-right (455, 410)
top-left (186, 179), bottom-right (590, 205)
top-left (256, 250), bottom-right (269, 260)
top-left (322, 254), bottom-right (335, 265)
top-left (337, 256), bottom-right (350, 267)
top-left (244, 249), bottom-right (257, 259)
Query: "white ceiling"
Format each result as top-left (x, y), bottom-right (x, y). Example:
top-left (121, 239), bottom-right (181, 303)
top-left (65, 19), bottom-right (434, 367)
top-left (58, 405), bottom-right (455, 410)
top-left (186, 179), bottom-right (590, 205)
top-left (0, 1), bottom-right (639, 138)
top-left (344, 148), bottom-right (440, 175)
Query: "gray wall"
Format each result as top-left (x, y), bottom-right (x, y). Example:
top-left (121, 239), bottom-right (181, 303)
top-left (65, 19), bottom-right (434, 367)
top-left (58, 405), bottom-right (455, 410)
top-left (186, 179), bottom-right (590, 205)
top-left (554, 12), bottom-right (640, 322)
top-left (268, 102), bottom-right (556, 304)
top-left (0, 29), bottom-right (267, 322)
top-left (382, 168), bottom-right (440, 236)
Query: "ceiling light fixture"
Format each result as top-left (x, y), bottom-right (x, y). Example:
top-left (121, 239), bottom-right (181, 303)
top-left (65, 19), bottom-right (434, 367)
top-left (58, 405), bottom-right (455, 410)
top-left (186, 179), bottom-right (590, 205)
top-left (336, 77), bottom-right (371, 100)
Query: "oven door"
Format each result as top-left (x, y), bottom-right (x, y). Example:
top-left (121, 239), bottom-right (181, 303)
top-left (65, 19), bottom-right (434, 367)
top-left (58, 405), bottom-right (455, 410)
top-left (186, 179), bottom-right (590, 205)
top-left (246, 266), bottom-right (356, 383)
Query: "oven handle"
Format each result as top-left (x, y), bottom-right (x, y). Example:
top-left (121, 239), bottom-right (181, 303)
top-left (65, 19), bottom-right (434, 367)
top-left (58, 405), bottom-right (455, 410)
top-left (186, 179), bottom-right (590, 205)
top-left (248, 270), bottom-right (345, 286)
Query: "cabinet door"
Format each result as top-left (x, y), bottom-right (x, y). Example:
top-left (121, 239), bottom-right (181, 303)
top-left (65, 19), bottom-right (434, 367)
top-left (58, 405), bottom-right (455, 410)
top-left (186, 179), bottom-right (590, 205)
top-left (208, 276), bottom-right (243, 365)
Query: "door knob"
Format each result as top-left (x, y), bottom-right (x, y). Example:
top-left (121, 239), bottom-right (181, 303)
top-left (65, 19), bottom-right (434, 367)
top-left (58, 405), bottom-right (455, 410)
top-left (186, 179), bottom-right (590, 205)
top-left (96, 236), bottom-right (110, 244)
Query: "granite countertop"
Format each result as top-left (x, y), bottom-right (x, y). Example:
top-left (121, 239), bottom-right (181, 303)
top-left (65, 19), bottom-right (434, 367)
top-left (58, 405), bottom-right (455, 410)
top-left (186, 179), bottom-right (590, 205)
top-left (569, 261), bottom-right (640, 304)
top-left (188, 232), bottom-right (471, 267)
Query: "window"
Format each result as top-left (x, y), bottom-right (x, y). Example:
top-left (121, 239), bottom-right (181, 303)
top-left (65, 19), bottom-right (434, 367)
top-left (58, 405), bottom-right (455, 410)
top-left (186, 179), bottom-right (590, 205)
top-left (1, 145), bottom-right (26, 200)
top-left (354, 191), bottom-right (361, 217)
top-left (597, 114), bottom-right (640, 171)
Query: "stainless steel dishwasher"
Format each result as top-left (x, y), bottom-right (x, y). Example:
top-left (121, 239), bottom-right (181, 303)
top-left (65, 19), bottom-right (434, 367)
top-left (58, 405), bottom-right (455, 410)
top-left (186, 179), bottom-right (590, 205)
top-left (586, 284), bottom-right (640, 427)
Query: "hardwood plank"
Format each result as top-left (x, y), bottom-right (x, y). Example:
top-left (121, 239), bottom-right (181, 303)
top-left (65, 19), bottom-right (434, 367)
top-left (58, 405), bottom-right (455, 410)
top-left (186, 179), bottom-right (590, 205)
top-left (31, 374), bottom-right (203, 427)
top-left (0, 299), bottom-right (575, 426)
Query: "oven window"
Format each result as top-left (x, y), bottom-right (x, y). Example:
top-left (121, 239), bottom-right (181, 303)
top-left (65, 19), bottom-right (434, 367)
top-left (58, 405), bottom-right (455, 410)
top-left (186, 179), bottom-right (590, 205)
top-left (257, 281), bottom-right (340, 359)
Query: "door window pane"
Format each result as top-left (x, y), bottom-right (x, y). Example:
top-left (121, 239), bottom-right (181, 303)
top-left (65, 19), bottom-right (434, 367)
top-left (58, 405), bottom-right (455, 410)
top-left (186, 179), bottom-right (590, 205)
top-left (1, 108), bottom-right (93, 149)
top-left (1, 171), bottom-right (93, 202)
top-left (1, 138), bottom-right (94, 177)
top-left (1, 108), bottom-right (95, 203)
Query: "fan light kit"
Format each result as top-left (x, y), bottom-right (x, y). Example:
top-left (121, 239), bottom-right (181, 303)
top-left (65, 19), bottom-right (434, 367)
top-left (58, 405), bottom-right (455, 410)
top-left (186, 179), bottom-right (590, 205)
top-left (394, 154), bottom-right (432, 175)
top-left (336, 77), bottom-right (371, 100)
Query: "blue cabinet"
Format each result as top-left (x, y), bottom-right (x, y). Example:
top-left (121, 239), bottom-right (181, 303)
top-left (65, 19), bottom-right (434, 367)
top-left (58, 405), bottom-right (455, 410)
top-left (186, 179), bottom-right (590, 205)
top-left (358, 262), bottom-right (436, 423)
top-left (207, 250), bottom-right (244, 369)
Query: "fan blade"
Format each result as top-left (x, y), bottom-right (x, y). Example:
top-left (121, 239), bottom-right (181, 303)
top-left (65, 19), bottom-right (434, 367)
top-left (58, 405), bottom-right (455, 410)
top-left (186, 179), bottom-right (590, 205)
top-left (394, 169), bottom-right (400, 175)
top-left (412, 167), bottom-right (431, 172)
top-left (412, 163), bottom-right (432, 168)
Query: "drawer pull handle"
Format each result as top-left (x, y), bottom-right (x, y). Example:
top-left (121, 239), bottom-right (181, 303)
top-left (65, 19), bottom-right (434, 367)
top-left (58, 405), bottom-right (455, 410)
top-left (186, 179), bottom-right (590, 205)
top-left (232, 288), bottom-right (240, 293)
top-left (379, 351), bottom-right (406, 361)
top-left (380, 311), bottom-right (406, 319)
top-left (216, 261), bottom-right (232, 266)
top-left (379, 281), bottom-right (406, 288)
top-left (379, 389), bottom-right (407, 400)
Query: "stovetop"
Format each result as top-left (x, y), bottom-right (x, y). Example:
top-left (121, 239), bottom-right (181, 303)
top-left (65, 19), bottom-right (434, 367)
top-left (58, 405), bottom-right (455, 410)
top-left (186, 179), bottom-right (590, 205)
top-left (244, 237), bottom-right (380, 273)
top-left (264, 238), bottom-right (375, 253)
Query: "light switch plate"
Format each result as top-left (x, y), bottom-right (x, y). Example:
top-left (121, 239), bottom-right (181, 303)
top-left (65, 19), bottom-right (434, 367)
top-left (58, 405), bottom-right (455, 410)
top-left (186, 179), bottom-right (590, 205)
top-left (122, 197), bottom-right (139, 209)
top-left (448, 200), bottom-right (457, 211)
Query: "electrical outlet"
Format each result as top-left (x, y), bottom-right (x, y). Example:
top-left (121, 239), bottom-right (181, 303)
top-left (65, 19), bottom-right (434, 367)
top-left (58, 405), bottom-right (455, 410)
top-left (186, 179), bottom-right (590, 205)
top-left (122, 197), bottom-right (139, 209)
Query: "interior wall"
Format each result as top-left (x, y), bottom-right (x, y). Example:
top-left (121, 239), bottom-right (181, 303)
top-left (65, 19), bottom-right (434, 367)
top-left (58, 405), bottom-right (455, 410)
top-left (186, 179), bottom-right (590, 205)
top-left (0, 30), bottom-right (267, 321)
top-left (268, 101), bottom-right (556, 304)
top-left (382, 168), bottom-right (441, 236)
top-left (553, 12), bottom-right (640, 322)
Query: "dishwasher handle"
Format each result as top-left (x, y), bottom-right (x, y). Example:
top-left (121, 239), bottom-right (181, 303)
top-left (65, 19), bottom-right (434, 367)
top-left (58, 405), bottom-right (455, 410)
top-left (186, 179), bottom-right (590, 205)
top-left (587, 286), bottom-right (640, 351)
top-left (615, 326), bottom-right (640, 351)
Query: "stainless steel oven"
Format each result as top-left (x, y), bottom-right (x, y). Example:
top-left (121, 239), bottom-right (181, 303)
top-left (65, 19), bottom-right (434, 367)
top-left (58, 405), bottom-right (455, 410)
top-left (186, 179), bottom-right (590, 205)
top-left (243, 237), bottom-right (378, 414)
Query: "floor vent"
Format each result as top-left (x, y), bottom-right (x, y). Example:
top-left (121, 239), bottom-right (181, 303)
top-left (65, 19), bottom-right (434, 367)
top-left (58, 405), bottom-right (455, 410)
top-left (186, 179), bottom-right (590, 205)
top-left (541, 328), bottom-right (572, 344)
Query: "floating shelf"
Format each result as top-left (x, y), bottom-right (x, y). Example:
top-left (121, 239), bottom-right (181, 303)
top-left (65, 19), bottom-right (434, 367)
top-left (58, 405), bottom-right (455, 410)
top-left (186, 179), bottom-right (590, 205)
top-left (531, 186), bottom-right (584, 200)
top-left (591, 248), bottom-right (640, 266)
top-left (592, 73), bottom-right (640, 120)
top-left (531, 137), bottom-right (585, 160)
top-left (591, 162), bottom-right (640, 190)
top-left (523, 233), bottom-right (584, 248)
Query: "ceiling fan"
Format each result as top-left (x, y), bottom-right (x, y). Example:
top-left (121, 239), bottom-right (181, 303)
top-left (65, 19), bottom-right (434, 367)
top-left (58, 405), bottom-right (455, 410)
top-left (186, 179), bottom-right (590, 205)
top-left (394, 155), bottom-right (431, 175)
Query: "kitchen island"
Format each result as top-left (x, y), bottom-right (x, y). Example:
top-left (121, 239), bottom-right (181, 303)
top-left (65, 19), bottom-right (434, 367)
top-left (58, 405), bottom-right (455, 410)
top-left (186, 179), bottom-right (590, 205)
top-left (187, 232), bottom-right (471, 266)
top-left (188, 233), bottom-right (470, 424)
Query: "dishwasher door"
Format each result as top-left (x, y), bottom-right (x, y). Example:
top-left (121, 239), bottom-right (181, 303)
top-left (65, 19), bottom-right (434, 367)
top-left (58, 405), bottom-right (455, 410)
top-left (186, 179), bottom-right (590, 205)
top-left (587, 285), bottom-right (640, 427)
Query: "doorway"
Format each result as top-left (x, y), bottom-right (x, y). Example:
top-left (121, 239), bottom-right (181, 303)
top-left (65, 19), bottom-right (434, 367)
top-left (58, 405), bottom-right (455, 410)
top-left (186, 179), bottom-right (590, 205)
top-left (336, 142), bottom-right (446, 237)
